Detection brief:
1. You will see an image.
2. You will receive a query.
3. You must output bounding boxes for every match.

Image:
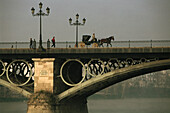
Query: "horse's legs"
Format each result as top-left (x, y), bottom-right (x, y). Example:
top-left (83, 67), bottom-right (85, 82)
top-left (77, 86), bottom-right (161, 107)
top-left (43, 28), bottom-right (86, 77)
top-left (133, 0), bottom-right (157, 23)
top-left (110, 43), bottom-right (112, 47)
top-left (100, 42), bottom-right (104, 47)
top-left (102, 44), bottom-right (104, 47)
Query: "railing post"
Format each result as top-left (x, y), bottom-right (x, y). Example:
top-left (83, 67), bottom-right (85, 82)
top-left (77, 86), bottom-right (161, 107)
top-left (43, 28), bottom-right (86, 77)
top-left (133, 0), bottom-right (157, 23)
top-left (129, 40), bottom-right (130, 48)
top-left (66, 41), bottom-right (68, 48)
top-left (151, 40), bottom-right (152, 48)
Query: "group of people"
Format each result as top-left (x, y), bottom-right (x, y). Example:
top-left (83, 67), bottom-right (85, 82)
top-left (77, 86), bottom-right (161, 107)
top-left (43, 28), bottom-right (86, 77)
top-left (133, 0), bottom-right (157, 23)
top-left (29, 36), bottom-right (56, 49)
top-left (29, 38), bottom-right (36, 49)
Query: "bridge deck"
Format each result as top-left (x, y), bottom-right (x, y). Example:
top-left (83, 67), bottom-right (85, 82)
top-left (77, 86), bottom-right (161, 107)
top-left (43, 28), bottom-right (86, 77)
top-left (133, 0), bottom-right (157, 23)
top-left (0, 47), bottom-right (170, 59)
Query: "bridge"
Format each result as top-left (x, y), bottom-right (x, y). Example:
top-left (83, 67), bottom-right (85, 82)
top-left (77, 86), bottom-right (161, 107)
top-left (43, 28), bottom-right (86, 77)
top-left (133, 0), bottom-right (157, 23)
top-left (0, 41), bottom-right (170, 113)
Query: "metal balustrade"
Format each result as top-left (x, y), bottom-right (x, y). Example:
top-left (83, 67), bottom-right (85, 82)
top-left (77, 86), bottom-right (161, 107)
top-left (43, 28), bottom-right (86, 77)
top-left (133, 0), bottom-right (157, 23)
top-left (0, 40), bottom-right (170, 48)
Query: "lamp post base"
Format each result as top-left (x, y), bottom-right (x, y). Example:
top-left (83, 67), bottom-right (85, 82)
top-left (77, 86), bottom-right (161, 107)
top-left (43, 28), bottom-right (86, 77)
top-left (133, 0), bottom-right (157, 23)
top-left (38, 45), bottom-right (46, 52)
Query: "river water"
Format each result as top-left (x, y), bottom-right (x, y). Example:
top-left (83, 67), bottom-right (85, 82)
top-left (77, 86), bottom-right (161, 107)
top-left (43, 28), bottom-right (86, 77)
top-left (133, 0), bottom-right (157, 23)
top-left (0, 98), bottom-right (170, 113)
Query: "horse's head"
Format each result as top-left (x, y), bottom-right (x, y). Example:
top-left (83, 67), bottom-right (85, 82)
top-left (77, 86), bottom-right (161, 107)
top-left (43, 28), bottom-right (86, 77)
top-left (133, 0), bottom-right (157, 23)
top-left (109, 36), bottom-right (114, 41)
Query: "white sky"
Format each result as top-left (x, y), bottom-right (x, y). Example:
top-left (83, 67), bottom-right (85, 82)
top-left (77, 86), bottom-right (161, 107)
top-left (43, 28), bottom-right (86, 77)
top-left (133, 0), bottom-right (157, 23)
top-left (0, 0), bottom-right (170, 42)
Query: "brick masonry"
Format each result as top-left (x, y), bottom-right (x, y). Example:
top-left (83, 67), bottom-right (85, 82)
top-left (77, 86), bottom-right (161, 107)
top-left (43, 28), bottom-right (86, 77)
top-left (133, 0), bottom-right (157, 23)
top-left (32, 58), bottom-right (55, 93)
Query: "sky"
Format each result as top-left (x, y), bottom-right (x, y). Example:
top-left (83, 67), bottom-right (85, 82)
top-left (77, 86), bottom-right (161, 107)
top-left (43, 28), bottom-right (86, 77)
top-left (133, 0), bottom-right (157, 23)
top-left (0, 0), bottom-right (170, 42)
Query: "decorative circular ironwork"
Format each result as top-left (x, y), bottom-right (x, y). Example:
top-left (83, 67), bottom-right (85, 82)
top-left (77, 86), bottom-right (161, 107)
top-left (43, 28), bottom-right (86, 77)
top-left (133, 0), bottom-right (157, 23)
top-left (126, 58), bottom-right (134, 66)
top-left (6, 60), bottom-right (33, 86)
top-left (0, 57), bottom-right (159, 88)
top-left (0, 60), bottom-right (6, 77)
top-left (87, 59), bottom-right (105, 76)
top-left (106, 58), bottom-right (120, 71)
top-left (60, 59), bottom-right (86, 86)
top-left (140, 58), bottom-right (147, 63)
top-left (60, 57), bottom-right (158, 86)
top-left (24, 61), bottom-right (34, 86)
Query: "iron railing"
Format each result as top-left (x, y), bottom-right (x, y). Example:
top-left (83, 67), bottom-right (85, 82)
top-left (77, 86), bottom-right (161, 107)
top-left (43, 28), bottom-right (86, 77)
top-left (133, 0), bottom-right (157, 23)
top-left (0, 40), bottom-right (170, 49)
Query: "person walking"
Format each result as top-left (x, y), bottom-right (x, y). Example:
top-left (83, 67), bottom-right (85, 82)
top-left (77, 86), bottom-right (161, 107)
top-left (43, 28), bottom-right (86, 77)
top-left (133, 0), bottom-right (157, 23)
top-left (33, 39), bottom-right (36, 49)
top-left (30, 38), bottom-right (33, 48)
top-left (51, 36), bottom-right (55, 48)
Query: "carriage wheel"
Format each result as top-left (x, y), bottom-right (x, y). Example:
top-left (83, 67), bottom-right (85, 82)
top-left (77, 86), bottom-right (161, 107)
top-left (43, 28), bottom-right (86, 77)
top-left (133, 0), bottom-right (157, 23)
top-left (79, 42), bottom-right (85, 48)
top-left (92, 43), bottom-right (98, 48)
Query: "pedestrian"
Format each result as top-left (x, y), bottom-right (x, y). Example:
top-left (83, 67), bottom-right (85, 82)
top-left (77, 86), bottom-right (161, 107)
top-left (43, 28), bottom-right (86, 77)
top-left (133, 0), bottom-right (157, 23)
top-left (30, 38), bottom-right (33, 48)
top-left (33, 39), bottom-right (36, 49)
top-left (47, 39), bottom-right (50, 49)
top-left (51, 36), bottom-right (55, 48)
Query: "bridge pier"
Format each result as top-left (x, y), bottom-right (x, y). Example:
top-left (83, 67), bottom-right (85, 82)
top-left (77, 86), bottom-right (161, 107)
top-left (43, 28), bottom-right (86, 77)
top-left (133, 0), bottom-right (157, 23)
top-left (27, 58), bottom-right (89, 113)
top-left (27, 91), bottom-right (56, 113)
top-left (27, 58), bottom-right (56, 113)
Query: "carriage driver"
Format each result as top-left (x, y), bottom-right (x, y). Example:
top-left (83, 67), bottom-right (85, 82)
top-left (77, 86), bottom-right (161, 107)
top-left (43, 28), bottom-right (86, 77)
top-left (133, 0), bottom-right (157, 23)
top-left (91, 33), bottom-right (98, 47)
top-left (91, 33), bottom-right (97, 43)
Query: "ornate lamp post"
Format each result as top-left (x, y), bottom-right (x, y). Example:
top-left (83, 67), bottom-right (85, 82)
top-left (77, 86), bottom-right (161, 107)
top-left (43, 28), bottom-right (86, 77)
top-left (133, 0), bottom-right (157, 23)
top-left (31, 2), bottom-right (50, 50)
top-left (69, 14), bottom-right (86, 47)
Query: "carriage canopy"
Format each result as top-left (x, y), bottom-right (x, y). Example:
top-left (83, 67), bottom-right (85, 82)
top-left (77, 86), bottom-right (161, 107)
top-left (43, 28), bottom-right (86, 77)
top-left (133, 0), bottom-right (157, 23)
top-left (82, 35), bottom-right (91, 42)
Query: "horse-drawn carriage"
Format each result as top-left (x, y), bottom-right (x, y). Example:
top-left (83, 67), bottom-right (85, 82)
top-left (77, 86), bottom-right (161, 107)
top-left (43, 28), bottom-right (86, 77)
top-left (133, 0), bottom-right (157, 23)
top-left (78, 35), bottom-right (114, 48)
top-left (79, 35), bottom-right (98, 47)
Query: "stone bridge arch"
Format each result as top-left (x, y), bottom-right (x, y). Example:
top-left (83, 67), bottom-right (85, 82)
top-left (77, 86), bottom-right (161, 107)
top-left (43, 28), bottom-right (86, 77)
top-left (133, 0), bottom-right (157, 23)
top-left (58, 59), bottom-right (170, 102)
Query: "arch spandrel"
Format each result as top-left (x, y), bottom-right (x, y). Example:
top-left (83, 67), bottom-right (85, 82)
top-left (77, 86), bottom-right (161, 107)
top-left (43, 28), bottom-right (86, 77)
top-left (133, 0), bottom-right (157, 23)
top-left (58, 59), bottom-right (170, 102)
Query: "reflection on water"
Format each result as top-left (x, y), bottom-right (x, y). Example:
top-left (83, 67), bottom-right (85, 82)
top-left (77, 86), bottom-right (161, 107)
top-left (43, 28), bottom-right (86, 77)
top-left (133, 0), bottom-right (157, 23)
top-left (0, 98), bottom-right (170, 113)
top-left (88, 98), bottom-right (170, 113)
top-left (0, 101), bottom-right (27, 113)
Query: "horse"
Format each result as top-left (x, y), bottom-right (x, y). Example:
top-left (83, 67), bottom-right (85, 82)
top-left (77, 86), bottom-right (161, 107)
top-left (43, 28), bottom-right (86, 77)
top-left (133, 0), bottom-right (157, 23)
top-left (98, 36), bottom-right (114, 47)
